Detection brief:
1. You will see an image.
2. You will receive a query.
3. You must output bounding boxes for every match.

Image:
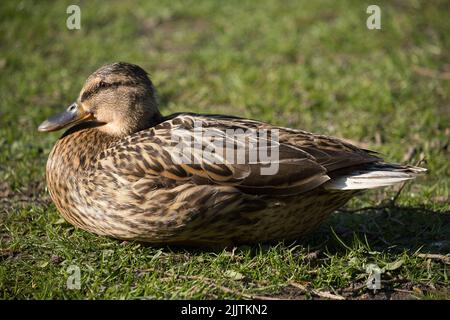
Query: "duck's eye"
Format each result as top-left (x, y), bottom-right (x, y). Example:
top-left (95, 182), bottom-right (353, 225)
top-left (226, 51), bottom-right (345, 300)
top-left (68, 104), bottom-right (77, 112)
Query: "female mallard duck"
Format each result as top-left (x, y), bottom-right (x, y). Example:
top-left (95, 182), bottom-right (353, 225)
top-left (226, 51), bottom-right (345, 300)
top-left (38, 62), bottom-right (426, 247)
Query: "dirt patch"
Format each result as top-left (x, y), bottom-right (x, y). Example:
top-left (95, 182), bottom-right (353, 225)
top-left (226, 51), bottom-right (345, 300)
top-left (269, 280), bottom-right (448, 300)
top-left (0, 181), bottom-right (50, 212)
top-left (0, 182), bottom-right (14, 198)
top-left (0, 248), bottom-right (21, 262)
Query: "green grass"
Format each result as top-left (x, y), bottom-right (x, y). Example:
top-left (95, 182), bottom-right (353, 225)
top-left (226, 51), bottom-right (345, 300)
top-left (0, 0), bottom-right (449, 299)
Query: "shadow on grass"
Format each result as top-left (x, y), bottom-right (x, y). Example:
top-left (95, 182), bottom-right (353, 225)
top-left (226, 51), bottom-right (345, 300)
top-left (153, 204), bottom-right (450, 255)
top-left (307, 204), bottom-right (450, 255)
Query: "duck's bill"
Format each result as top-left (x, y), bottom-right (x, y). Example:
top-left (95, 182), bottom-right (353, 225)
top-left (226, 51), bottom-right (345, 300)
top-left (38, 103), bottom-right (93, 132)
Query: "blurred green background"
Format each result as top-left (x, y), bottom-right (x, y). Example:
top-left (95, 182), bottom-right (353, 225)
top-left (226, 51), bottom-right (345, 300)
top-left (0, 0), bottom-right (448, 299)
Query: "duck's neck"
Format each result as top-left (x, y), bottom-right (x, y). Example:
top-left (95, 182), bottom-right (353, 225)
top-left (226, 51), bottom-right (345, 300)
top-left (47, 122), bottom-right (119, 177)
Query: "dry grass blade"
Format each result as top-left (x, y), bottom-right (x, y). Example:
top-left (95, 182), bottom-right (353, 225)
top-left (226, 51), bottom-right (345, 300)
top-left (417, 253), bottom-right (450, 263)
top-left (289, 281), bottom-right (346, 300)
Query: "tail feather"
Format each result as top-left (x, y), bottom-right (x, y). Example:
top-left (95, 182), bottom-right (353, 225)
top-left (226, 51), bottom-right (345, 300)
top-left (324, 163), bottom-right (427, 190)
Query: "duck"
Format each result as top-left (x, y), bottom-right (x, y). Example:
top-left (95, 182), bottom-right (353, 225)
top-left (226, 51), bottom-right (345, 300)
top-left (38, 62), bottom-right (426, 247)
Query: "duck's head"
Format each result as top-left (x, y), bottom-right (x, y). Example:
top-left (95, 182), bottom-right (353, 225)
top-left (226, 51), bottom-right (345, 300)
top-left (38, 62), bottom-right (162, 136)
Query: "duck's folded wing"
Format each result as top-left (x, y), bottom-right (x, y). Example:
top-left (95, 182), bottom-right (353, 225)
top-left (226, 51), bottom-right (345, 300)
top-left (98, 115), bottom-right (332, 196)
top-left (185, 114), bottom-right (382, 172)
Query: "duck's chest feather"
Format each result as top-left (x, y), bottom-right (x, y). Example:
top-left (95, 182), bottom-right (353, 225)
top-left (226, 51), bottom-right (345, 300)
top-left (45, 124), bottom-right (200, 240)
top-left (46, 126), bottom-right (115, 230)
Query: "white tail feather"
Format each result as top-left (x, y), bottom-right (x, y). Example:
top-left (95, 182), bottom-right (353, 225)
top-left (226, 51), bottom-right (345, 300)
top-left (324, 164), bottom-right (427, 190)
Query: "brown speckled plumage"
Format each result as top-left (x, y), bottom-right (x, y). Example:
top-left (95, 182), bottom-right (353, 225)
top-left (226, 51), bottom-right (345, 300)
top-left (40, 62), bottom-right (426, 247)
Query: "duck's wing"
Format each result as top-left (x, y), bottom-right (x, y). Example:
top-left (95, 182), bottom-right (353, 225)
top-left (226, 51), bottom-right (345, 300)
top-left (185, 113), bottom-right (382, 172)
top-left (97, 114), bottom-right (342, 196)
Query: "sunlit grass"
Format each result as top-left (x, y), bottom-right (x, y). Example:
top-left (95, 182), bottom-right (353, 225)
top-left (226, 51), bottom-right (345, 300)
top-left (0, 0), bottom-right (448, 299)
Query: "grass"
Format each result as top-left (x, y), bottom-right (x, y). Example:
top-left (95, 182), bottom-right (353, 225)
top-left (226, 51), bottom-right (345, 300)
top-left (0, 0), bottom-right (449, 299)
